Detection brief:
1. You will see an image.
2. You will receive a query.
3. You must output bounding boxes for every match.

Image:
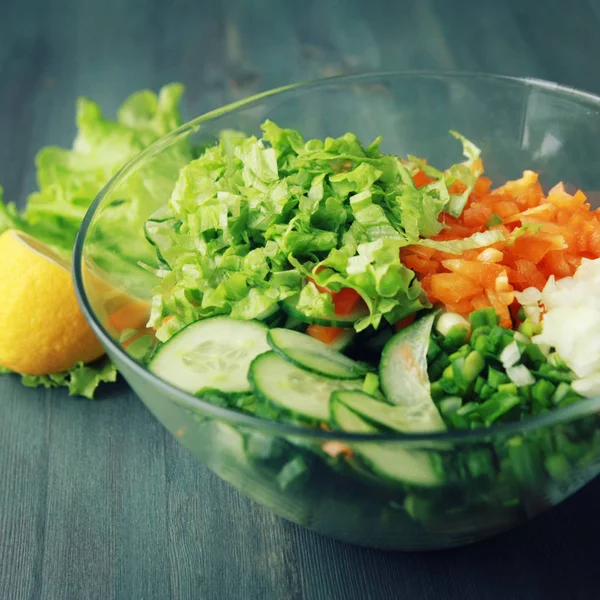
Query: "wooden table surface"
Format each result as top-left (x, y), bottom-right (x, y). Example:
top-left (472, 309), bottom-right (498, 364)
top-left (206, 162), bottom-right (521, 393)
top-left (2, 1), bottom-right (600, 598)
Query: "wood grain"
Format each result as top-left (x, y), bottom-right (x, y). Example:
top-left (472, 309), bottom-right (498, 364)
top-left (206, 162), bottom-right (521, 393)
top-left (2, 0), bottom-right (600, 598)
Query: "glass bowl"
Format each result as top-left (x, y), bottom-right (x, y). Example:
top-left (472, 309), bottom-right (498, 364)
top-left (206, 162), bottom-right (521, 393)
top-left (74, 72), bottom-right (600, 550)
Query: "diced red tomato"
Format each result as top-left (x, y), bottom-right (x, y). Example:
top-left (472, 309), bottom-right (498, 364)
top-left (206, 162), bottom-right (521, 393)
top-left (412, 170), bottom-right (436, 188)
top-left (492, 200), bottom-right (520, 219)
top-left (440, 259), bottom-right (504, 289)
top-left (473, 176), bottom-right (492, 198)
top-left (332, 287), bottom-right (363, 316)
top-left (449, 180), bottom-right (468, 195)
top-left (395, 314), bottom-right (416, 332)
top-left (512, 259), bottom-right (547, 290)
top-left (108, 302), bottom-right (150, 333)
top-left (510, 236), bottom-right (553, 264)
top-left (402, 253), bottom-right (439, 275)
top-left (306, 325), bottom-right (344, 344)
top-left (541, 251), bottom-right (574, 279)
top-left (445, 299), bottom-right (475, 314)
top-left (430, 273), bottom-right (482, 303)
top-left (486, 289), bottom-right (512, 328)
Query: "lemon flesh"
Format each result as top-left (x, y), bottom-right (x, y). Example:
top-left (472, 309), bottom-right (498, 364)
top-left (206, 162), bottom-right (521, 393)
top-left (0, 229), bottom-right (105, 375)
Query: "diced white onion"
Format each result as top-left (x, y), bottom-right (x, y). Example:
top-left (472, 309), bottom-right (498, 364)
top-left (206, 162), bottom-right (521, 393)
top-left (572, 373), bottom-right (600, 397)
top-left (506, 365), bottom-right (535, 387)
top-left (500, 341), bottom-right (521, 368)
top-left (436, 312), bottom-right (470, 337)
top-left (513, 332), bottom-right (530, 345)
top-left (515, 287), bottom-right (542, 306)
top-left (477, 248), bottom-right (503, 263)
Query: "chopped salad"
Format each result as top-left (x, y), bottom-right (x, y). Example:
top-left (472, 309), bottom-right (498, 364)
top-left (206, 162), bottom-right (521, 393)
top-left (138, 121), bottom-right (600, 441)
top-left (116, 121), bottom-right (600, 527)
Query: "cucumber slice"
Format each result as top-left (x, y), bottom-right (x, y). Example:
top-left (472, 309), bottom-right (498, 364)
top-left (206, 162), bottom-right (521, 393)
top-left (334, 389), bottom-right (446, 434)
top-left (380, 314), bottom-right (446, 432)
top-left (149, 317), bottom-right (269, 394)
top-left (267, 328), bottom-right (369, 380)
top-left (249, 352), bottom-right (363, 422)
top-left (282, 294), bottom-right (368, 328)
top-left (330, 396), bottom-right (443, 487)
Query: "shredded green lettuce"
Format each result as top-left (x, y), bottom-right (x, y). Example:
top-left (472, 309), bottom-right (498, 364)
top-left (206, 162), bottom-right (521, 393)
top-left (446, 131), bottom-right (483, 217)
top-left (149, 123), bottom-right (488, 338)
top-left (0, 84), bottom-right (186, 398)
top-left (418, 229), bottom-right (505, 254)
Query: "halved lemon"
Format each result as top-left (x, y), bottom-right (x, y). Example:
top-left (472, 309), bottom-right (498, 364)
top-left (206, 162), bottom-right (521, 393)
top-left (0, 229), bottom-right (105, 374)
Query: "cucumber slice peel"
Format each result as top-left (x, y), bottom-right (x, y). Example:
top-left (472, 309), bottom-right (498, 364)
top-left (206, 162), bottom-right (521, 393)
top-left (267, 328), bottom-right (370, 380)
top-left (380, 313), bottom-right (446, 432)
top-left (249, 352), bottom-right (363, 422)
top-left (330, 395), bottom-right (443, 487)
top-left (336, 389), bottom-right (446, 434)
top-left (149, 316), bottom-right (270, 394)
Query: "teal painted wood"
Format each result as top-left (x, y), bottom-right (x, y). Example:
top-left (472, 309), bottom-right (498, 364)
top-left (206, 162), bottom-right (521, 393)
top-left (1, 0), bottom-right (600, 598)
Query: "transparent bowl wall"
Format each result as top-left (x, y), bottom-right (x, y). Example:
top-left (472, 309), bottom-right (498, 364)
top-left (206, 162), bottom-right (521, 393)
top-left (75, 73), bottom-right (600, 549)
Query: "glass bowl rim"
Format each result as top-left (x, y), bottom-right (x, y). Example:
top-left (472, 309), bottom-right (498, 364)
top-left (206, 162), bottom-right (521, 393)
top-left (74, 70), bottom-right (600, 444)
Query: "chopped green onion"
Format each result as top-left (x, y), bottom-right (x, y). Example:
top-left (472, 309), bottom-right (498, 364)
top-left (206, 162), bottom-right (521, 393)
top-left (449, 344), bottom-right (471, 361)
top-left (427, 338), bottom-right (442, 361)
top-left (532, 379), bottom-right (555, 410)
top-left (551, 382), bottom-right (572, 405)
top-left (487, 326), bottom-right (509, 353)
top-left (440, 378), bottom-right (460, 395)
top-left (508, 437), bottom-right (544, 487)
top-left (513, 331), bottom-right (530, 345)
top-left (125, 335), bottom-right (155, 361)
top-left (488, 366), bottom-right (508, 389)
top-left (428, 353), bottom-right (450, 380)
top-left (362, 372), bottom-right (380, 396)
top-left (497, 382), bottom-right (518, 395)
top-left (523, 343), bottom-right (547, 367)
top-left (246, 432), bottom-right (285, 461)
top-left (473, 335), bottom-right (488, 354)
top-left (441, 326), bottom-right (470, 352)
top-left (437, 312), bottom-right (470, 337)
top-left (430, 381), bottom-right (444, 400)
top-left (470, 308), bottom-right (498, 330)
top-left (545, 454), bottom-right (570, 480)
top-left (277, 455), bottom-right (309, 491)
top-left (479, 383), bottom-right (494, 400)
top-left (119, 328), bottom-right (139, 343)
top-left (533, 366), bottom-right (574, 384)
top-left (464, 350), bottom-right (485, 382)
top-left (475, 391), bottom-right (520, 426)
top-left (456, 402), bottom-right (479, 416)
top-left (485, 213), bottom-right (503, 227)
top-left (439, 396), bottom-right (462, 416)
top-left (518, 320), bottom-right (541, 338)
top-left (474, 375), bottom-right (486, 395)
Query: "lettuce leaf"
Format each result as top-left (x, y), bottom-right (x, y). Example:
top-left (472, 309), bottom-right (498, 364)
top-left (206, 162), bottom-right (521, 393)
top-left (24, 83), bottom-right (186, 253)
top-left (446, 130), bottom-right (483, 217)
top-left (418, 229), bottom-right (505, 254)
top-left (0, 84), bottom-right (186, 397)
top-left (4, 358), bottom-right (117, 400)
